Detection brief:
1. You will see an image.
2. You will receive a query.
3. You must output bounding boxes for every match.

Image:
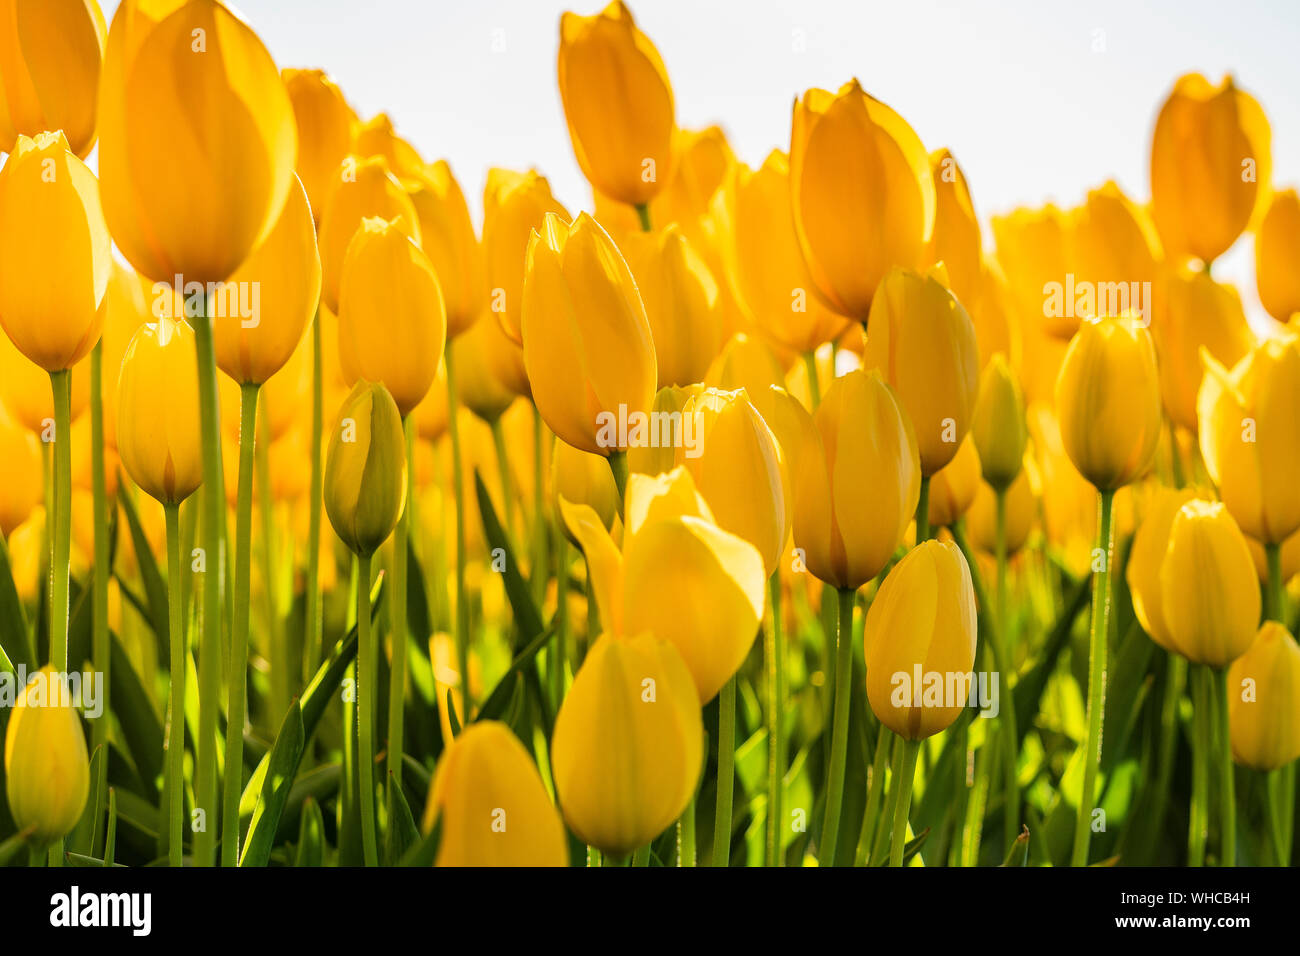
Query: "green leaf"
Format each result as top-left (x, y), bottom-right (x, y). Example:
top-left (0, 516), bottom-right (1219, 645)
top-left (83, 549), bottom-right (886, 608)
top-left (115, 485), bottom-right (170, 666)
top-left (293, 797), bottom-right (325, 867)
top-left (474, 470), bottom-right (543, 645)
top-left (0, 827), bottom-right (34, 866)
top-left (383, 771), bottom-right (420, 865)
top-left (445, 688), bottom-right (461, 738)
top-left (475, 623), bottom-right (555, 725)
top-left (398, 814), bottom-right (441, 867)
top-left (240, 701), bottom-right (305, 868)
top-left (1000, 825), bottom-right (1030, 866)
top-left (109, 631), bottom-right (163, 800)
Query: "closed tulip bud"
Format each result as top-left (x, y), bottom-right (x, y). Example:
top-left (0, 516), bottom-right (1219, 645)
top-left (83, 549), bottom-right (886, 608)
top-left (0, 131), bottom-right (111, 371)
top-left (1255, 188), bottom-right (1300, 323)
top-left (557, 1), bottom-right (674, 208)
top-left (116, 318), bottom-right (203, 506)
top-left (281, 68), bottom-right (357, 224)
top-left (351, 113), bottom-right (423, 178)
top-left (1150, 73), bottom-right (1271, 266)
top-left (1055, 315), bottom-right (1162, 490)
top-left (551, 632), bottom-right (702, 854)
top-left (967, 459), bottom-right (1037, 555)
top-left (970, 354), bottom-right (1027, 491)
top-left (0, 329), bottom-right (88, 433)
top-left (1198, 329), bottom-right (1300, 543)
top-left (991, 204), bottom-right (1074, 340)
top-left (621, 226), bottom-right (722, 388)
top-left (482, 168), bottom-right (570, 345)
top-left (1227, 622), bottom-right (1300, 770)
top-left (0, 0), bottom-right (106, 157)
top-left (863, 266), bottom-right (980, 475)
top-left (324, 380), bottom-right (406, 557)
top-left (318, 154), bottom-right (420, 314)
top-left (406, 161), bottom-right (483, 340)
top-left (1154, 268), bottom-right (1255, 432)
top-left (553, 440), bottom-right (620, 539)
top-left (794, 369), bottom-right (920, 589)
top-left (924, 149), bottom-right (982, 307)
top-left (627, 384), bottom-right (696, 476)
top-left (1073, 181), bottom-right (1161, 292)
top-left (865, 540), bottom-right (978, 740)
top-left (214, 173), bottom-right (319, 386)
top-left (1161, 499), bottom-right (1261, 667)
top-left (656, 125), bottom-right (734, 228)
top-left (790, 80), bottom-right (935, 319)
top-left (724, 150), bottom-right (848, 353)
top-left (521, 212), bottom-right (656, 456)
top-left (4, 666), bottom-right (90, 847)
top-left (99, 0), bottom-right (296, 283)
top-left (0, 406), bottom-right (41, 536)
top-left (1126, 487), bottom-right (1198, 651)
top-left (705, 332), bottom-right (786, 400)
top-left (927, 436), bottom-right (980, 529)
top-left (419, 721), bottom-right (568, 866)
top-left (337, 216), bottom-right (446, 418)
top-left (448, 317), bottom-right (516, 424)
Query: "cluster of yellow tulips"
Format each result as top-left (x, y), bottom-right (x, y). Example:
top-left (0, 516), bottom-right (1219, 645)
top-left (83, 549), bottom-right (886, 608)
top-left (0, 0), bottom-right (1297, 870)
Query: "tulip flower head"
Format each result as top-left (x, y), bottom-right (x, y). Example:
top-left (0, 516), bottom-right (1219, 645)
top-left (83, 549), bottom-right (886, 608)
top-left (1255, 188), bottom-right (1300, 323)
top-left (1228, 622), bottom-right (1300, 771)
top-left (4, 666), bottom-right (90, 847)
top-left (970, 353), bottom-right (1028, 491)
top-left (324, 380), bottom-right (406, 557)
top-left (281, 67), bottom-right (358, 223)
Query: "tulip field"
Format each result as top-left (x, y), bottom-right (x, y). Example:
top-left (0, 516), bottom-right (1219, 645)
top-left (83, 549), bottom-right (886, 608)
top-left (1, 0), bottom-right (1300, 881)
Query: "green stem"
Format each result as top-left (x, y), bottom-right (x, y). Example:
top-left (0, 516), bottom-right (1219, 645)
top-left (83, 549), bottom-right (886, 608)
top-left (387, 418), bottom-right (414, 790)
top-left (357, 552), bottom-right (378, 866)
top-left (164, 504), bottom-right (185, 868)
top-left (552, 537), bottom-right (569, 708)
top-left (634, 203), bottom-right (653, 232)
top-left (711, 674), bottom-right (736, 867)
top-left (1168, 419), bottom-right (1186, 489)
top-left (802, 351), bottom-right (822, 409)
top-left (1071, 488), bottom-right (1114, 867)
top-left (255, 413), bottom-right (285, 724)
top-left (305, 308), bottom-right (324, 679)
top-left (916, 474), bottom-right (931, 543)
top-left (1189, 665), bottom-right (1210, 867)
top-left (679, 794), bottom-right (696, 867)
top-left (89, 344), bottom-right (110, 858)
top-left (1215, 667), bottom-right (1235, 866)
top-left (765, 572), bottom-right (785, 867)
top-left (631, 844), bottom-right (650, 867)
top-left (857, 726), bottom-right (893, 865)
top-left (490, 418), bottom-right (517, 545)
top-left (1149, 653), bottom-right (1187, 857)
top-left (889, 738), bottom-right (921, 867)
top-left (819, 586), bottom-right (856, 865)
top-left (1266, 542), bottom-right (1285, 624)
top-left (531, 406), bottom-right (547, 606)
top-left (444, 349), bottom-right (471, 719)
top-left (46, 368), bottom-right (72, 868)
top-left (994, 487), bottom-right (1020, 845)
top-left (607, 449), bottom-right (629, 506)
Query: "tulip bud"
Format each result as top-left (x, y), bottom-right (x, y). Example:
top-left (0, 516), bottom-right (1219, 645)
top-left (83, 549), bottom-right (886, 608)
top-left (99, 0), bottom-right (296, 283)
top-left (1228, 622), bottom-right (1300, 771)
top-left (991, 204), bottom-right (1074, 340)
top-left (552, 440), bottom-right (619, 540)
top-left (969, 263), bottom-right (1019, 372)
top-left (1055, 315), bottom-right (1162, 490)
top-left (1126, 487), bottom-right (1198, 651)
top-left (1150, 73), bottom-right (1271, 266)
top-left (967, 460), bottom-right (1037, 556)
top-left (865, 540), bottom-right (978, 740)
top-left (0, 405), bottom-right (41, 536)
top-left (1255, 189), bottom-right (1300, 323)
top-left (4, 666), bottom-right (90, 847)
top-left (790, 80), bottom-right (935, 319)
top-left (927, 436), bottom-right (980, 529)
top-left (1198, 329), bottom-right (1300, 544)
top-left (215, 173), bottom-right (320, 386)
top-left (405, 161), bottom-right (483, 340)
top-left (924, 149), bottom-right (982, 308)
top-left (419, 721), bottom-right (568, 866)
top-left (551, 632), bottom-right (702, 855)
top-left (521, 212), bottom-right (656, 456)
top-left (1073, 182), bottom-right (1161, 294)
top-left (1161, 499), bottom-right (1261, 667)
top-left (0, 131), bottom-right (111, 372)
top-left (116, 318), bottom-right (203, 506)
top-left (324, 380), bottom-right (406, 556)
top-left (0, 0), bottom-right (106, 157)
top-left (447, 318), bottom-right (516, 424)
top-left (863, 266), bottom-right (980, 475)
top-left (970, 354), bottom-right (1027, 491)
top-left (794, 369), bottom-right (920, 589)
top-left (557, 1), bottom-right (674, 208)
top-left (281, 68), bottom-right (358, 224)
top-left (351, 113), bottom-right (423, 179)
top-left (705, 332), bottom-right (786, 400)
top-left (337, 216), bottom-right (446, 418)
top-left (620, 226), bottom-right (722, 388)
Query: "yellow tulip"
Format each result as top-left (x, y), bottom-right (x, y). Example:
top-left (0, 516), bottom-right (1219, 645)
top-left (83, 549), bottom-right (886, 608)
top-left (620, 225), bottom-right (722, 388)
top-left (447, 317), bottom-right (517, 424)
top-left (724, 150), bottom-right (848, 353)
top-left (1073, 181), bottom-right (1161, 294)
top-left (967, 460), bottom-right (1038, 556)
top-left (351, 112), bottom-right (423, 178)
top-left (98, 0), bottom-right (296, 283)
top-left (1055, 315), bottom-right (1162, 490)
top-left (924, 148), bottom-right (982, 307)
top-left (1161, 499), bottom-right (1261, 667)
top-left (337, 216), bottom-right (446, 418)
top-left (7, 505), bottom-right (42, 601)
top-left (863, 266), bottom-right (980, 475)
top-left (864, 540), bottom-right (978, 740)
top-left (4, 666), bottom-right (90, 847)
top-left (793, 369), bottom-right (920, 589)
top-left (0, 329), bottom-right (88, 433)
top-left (281, 68), bottom-right (358, 224)
top-left (557, 1), bottom-right (674, 208)
top-left (318, 154), bottom-right (420, 314)
top-left (406, 161), bottom-right (483, 340)
top-left (551, 632), bottom-right (702, 855)
top-left (1228, 622), bottom-right (1300, 771)
top-left (991, 204), bottom-right (1074, 340)
top-left (552, 439), bottom-right (620, 539)
top-left (1255, 188), bottom-right (1300, 323)
top-left (0, 405), bottom-right (40, 536)
top-left (1126, 486), bottom-right (1198, 651)
top-left (1150, 73), bottom-right (1271, 266)
top-left (257, 332), bottom-right (312, 442)
top-left (969, 353), bottom-right (1027, 491)
top-left (214, 173), bottom-right (319, 386)
top-left (927, 436), bottom-right (980, 530)
top-left (968, 262), bottom-right (1020, 372)
top-left (116, 318), bottom-right (203, 506)
top-left (1198, 329), bottom-right (1300, 544)
top-left (483, 168), bottom-right (570, 345)
top-left (790, 80), bottom-right (935, 320)
top-left (412, 360), bottom-right (449, 444)
top-left (704, 332), bottom-right (786, 401)
top-left (323, 379), bottom-right (406, 557)
top-left (626, 384), bottom-right (697, 477)
top-left (420, 721), bottom-right (568, 867)
top-left (521, 212), bottom-right (656, 456)
top-left (1154, 267), bottom-right (1255, 432)
top-left (0, 131), bottom-right (111, 371)
top-left (1247, 528), bottom-right (1300, 587)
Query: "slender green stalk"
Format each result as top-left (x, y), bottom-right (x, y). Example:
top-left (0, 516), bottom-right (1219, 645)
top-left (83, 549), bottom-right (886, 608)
top-left (356, 552), bottom-right (378, 866)
top-left (1168, 419), bottom-right (1185, 489)
top-left (46, 368), bottom-right (72, 868)
top-left (711, 674), bottom-right (737, 867)
top-left (634, 203), bottom-right (653, 232)
top-left (889, 738), bottom-right (921, 867)
top-left (960, 726), bottom-right (993, 866)
top-left (607, 449), bottom-right (629, 505)
top-left (819, 586), bottom-right (856, 865)
top-left (1215, 666), bottom-right (1235, 866)
top-left (255, 413), bottom-right (286, 722)
top-left (444, 349), bottom-right (471, 718)
top-left (802, 351), bottom-right (822, 409)
top-left (490, 418), bottom-right (517, 543)
top-left (679, 795), bottom-right (696, 867)
top-left (304, 308), bottom-right (324, 679)
top-left (1189, 666), bottom-right (1210, 867)
top-left (856, 726), bottom-right (893, 865)
top-left (1266, 542), bottom-right (1286, 624)
top-left (1149, 654), bottom-right (1187, 856)
top-left (531, 407), bottom-right (548, 606)
top-left (164, 504), bottom-right (185, 868)
top-left (191, 302), bottom-right (224, 867)
top-left (387, 418), bottom-right (414, 790)
top-left (631, 844), bottom-right (650, 867)
top-left (994, 487), bottom-right (1019, 845)
top-left (552, 537), bottom-right (569, 708)
top-left (1071, 488), bottom-right (1114, 866)
top-left (1268, 768), bottom-right (1291, 865)
top-left (915, 474), bottom-right (931, 543)
top-left (765, 572), bottom-right (785, 866)
top-left (88, 343), bottom-right (111, 857)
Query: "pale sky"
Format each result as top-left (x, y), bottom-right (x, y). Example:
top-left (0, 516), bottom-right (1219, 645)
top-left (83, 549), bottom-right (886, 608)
top-left (101, 0), bottom-right (1300, 323)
